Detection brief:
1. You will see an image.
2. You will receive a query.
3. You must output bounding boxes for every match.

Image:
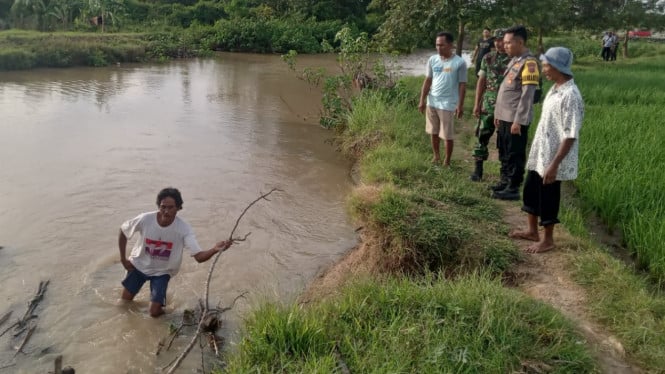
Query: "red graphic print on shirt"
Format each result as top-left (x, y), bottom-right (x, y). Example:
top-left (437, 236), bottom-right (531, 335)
top-left (144, 238), bottom-right (173, 260)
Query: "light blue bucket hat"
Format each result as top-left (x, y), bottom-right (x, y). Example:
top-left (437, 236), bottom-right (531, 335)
top-left (540, 47), bottom-right (574, 76)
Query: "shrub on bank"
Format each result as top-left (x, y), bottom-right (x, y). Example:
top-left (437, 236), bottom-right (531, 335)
top-left (0, 48), bottom-right (36, 70)
top-left (205, 17), bottom-right (341, 53)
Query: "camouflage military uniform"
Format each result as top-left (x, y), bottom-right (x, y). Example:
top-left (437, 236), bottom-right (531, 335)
top-left (472, 50), bottom-right (510, 160)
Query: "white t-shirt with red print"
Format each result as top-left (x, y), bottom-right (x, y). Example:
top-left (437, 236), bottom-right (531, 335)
top-left (121, 211), bottom-right (203, 277)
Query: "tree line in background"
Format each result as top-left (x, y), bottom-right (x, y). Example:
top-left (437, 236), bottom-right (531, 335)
top-left (0, 0), bottom-right (663, 53)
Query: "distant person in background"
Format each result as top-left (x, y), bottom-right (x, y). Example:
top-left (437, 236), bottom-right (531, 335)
top-left (470, 28), bottom-right (510, 181)
top-left (509, 47), bottom-right (584, 253)
top-left (601, 31), bottom-right (613, 61)
top-left (471, 28), bottom-right (495, 76)
top-left (610, 32), bottom-right (619, 61)
top-left (418, 31), bottom-right (467, 167)
top-left (492, 25), bottom-right (540, 201)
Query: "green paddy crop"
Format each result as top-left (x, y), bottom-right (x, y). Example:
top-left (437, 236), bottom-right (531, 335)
top-left (572, 54), bottom-right (665, 282)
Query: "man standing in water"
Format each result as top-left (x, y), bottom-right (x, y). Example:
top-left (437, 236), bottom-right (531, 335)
top-left (118, 187), bottom-right (232, 317)
top-left (470, 28), bottom-right (510, 181)
top-left (509, 47), bottom-right (584, 253)
top-left (492, 25), bottom-right (540, 200)
top-left (418, 31), bottom-right (467, 167)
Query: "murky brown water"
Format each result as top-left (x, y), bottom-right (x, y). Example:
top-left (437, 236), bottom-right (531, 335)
top-left (0, 53), bottom-right (359, 373)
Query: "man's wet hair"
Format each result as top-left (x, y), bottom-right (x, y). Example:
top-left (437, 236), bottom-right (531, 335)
top-left (436, 31), bottom-right (454, 43)
top-left (505, 25), bottom-right (528, 43)
top-left (156, 187), bottom-right (184, 210)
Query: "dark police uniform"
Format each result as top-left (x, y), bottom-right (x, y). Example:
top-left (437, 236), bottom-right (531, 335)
top-left (492, 51), bottom-right (540, 198)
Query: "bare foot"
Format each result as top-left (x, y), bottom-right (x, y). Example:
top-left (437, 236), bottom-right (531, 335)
top-left (525, 241), bottom-right (555, 254)
top-left (508, 230), bottom-right (539, 242)
top-left (431, 157), bottom-right (441, 165)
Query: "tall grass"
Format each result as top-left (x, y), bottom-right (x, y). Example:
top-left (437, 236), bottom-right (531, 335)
top-left (225, 275), bottom-right (597, 373)
top-left (571, 53), bottom-right (665, 281)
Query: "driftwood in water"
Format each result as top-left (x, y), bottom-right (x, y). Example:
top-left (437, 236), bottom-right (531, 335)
top-left (13, 324), bottom-right (36, 356)
top-left (1, 280), bottom-right (48, 335)
top-left (0, 319), bottom-right (19, 337)
top-left (163, 188), bottom-right (280, 373)
top-left (1, 281), bottom-right (49, 338)
top-left (19, 280), bottom-right (49, 328)
top-left (0, 310), bottom-right (12, 327)
top-left (0, 280), bottom-right (50, 368)
top-left (48, 355), bottom-right (75, 374)
top-left (156, 309), bottom-right (197, 356)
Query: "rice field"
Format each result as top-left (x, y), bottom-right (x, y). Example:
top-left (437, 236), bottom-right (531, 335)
top-left (572, 55), bottom-right (665, 281)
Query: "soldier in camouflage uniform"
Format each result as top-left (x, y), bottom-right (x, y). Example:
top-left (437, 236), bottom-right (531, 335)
top-left (470, 29), bottom-right (510, 181)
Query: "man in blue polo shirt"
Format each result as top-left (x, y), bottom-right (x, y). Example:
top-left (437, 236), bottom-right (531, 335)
top-left (418, 31), bottom-right (468, 167)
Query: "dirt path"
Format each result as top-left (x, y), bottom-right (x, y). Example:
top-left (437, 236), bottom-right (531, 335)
top-left (502, 202), bottom-right (642, 374)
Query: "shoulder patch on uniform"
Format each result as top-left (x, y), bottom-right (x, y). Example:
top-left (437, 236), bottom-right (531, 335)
top-left (521, 59), bottom-right (540, 86)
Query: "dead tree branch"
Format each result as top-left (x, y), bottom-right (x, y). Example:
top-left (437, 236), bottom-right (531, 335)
top-left (19, 280), bottom-right (49, 327)
top-left (0, 320), bottom-right (19, 338)
top-left (13, 323), bottom-right (36, 357)
top-left (0, 310), bottom-right (11, 328)
top-left (163, 188), bottom-right (280, 374)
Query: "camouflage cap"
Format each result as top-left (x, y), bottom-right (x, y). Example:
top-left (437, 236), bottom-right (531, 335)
top-left (493, 28), bottom-right (505, 38)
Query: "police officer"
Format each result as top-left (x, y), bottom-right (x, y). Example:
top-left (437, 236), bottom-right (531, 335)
top-left (470, 28), bottom-right (510, 181)
top-left (492, 25), bottom-right (540, 200)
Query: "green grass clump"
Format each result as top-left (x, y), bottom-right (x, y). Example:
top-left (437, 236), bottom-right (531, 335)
top-left (225, 275), bottom-right (597, 373)
top-left (572, 248), bottom-right (665, 371)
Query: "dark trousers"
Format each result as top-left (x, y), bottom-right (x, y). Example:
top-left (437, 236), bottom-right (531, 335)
top-left (472, 114), bottom-right (495, 160)
top-left (522, 170), bottom-right (562, 226)
top-left (497, 120), bottom-right (528, 188)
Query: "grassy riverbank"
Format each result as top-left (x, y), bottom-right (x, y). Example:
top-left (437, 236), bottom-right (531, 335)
top-left (218, 48), bottom-right (665, 372)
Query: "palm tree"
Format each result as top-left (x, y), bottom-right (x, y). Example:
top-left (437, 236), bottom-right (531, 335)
top-left (11, 0), bottom-right (47, 30)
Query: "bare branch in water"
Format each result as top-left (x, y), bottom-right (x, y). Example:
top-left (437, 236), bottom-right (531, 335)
top-left (163, 188), bottom-right (280, 374)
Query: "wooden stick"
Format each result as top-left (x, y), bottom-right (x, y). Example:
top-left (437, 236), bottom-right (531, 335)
top-left (206, 188), bottom-right (281, 309)
top-left (0, 310), bottom-right (12, 327)
top-left (0, 320), bottom-right (19, 337)
top-left (209, 333), bottom-right (219, 357)
top-left (14, 324), bottom-right (36, 357)
top-left (164, 189), bottom-right (280, 374)
top-left (54, 355), bottom-right (63, 374)
top-left (19, 280), bottom-right (49, 327)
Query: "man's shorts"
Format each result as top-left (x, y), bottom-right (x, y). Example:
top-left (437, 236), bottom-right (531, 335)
top-left (426, 106), bottom-right (455, 140)
top-left (122, 268), bottom-right (171, 306)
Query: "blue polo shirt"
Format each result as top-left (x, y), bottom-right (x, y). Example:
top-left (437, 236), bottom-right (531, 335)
top-left (426, 54), bottom-right (468, 111)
